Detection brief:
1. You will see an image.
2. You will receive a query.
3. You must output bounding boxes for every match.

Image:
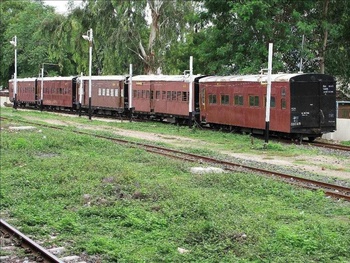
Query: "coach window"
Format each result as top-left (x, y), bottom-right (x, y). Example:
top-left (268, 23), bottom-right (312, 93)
top-left (271, 96), bottom-right (276, 107)
top-left (172, 91), bottom-right (177, 101)
top-left (209, 94), bottom-right (217, 104)
top-left (167, 91), bottom-right (171, 100)
top-left (156, 91), bottom-right (160, 99)
top-left (249, 95), bottom-right (259, 107)
top-left (281, 87), bottom-right (286, 97)
top-left (264, 96), bottom-right (276, 107)
top-left (221, 94), bottom-right (229, 105)
top-left (182, 91), bottom-right (188, 101)
top-left (234, 95), bottom-right (243, 106)
top-left (133, 90), bottom-right (137, 98)
top-left (162, 91), bottom-right (166, 100)
top-left (281, 98), bottom-right (286, 109)
top-left (150, 90), bottom-right (153, 99)
top-left (177, 91), bottom-right (182, 101)
top-left (201, 90), bottom-right (205, 105)
top-left (110, 89), bottom-right (114, 97)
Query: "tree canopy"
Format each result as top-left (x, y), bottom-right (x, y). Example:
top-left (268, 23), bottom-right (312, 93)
top-left (1, 0), bottom-right (349, 93)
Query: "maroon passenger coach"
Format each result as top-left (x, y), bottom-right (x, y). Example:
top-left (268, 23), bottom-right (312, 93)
top-left (198, 73), bottom-right (336, 140)
top-left (9, 78), bottom-right (37, 106)
top-left (77, 75), bottom-right (127, 114)
top-left (37, 77), bottom-right (77, 109)
top-left (131, 75), bottom-right (202, 122)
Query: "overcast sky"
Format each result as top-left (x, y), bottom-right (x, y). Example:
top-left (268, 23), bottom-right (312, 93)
top-left (43, 0), bottom-right (83, 14)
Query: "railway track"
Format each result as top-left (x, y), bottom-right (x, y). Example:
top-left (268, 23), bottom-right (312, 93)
top-left (0, 219), bottom-right (63, 263)
top-left (0, 219), bottom-right (88, 262)
top-left (308, 141), bottom-right (350, 152)
top-left (94, 134), bottom-right (350, 200)
top-left (252, 134), bottom-right (350, 152)
top-left (2, 116), bottom-right (350, 201)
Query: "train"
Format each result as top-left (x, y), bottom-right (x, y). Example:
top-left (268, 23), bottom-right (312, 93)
top-left (8, 72), bottom-right (337, 141)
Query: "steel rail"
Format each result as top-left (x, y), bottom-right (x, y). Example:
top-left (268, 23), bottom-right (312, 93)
top-left (2, 117), bottom-right (350, 201)
top-left (250, 134), bottom-right (350, 152)
top-left (79, 131), bottom-right (350, 200)
top-left (0, 219), bottom-right (64, 263)
top-left (308, 141), bottom-right (350, 152)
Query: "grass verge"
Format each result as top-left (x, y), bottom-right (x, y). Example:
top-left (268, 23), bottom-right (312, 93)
top-left (1, 112), bottom-right (350, 262)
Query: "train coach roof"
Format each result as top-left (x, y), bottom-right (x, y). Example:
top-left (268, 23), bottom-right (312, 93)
top-left (132, 74), bottom-right (201, 82)
top-left (41, 76), bottom-right (76, 81)
top-left (78, 75), bottom-right (127, 81)
top-left (9, 77), bottom-right (37, 82)
top-left (199, 73), bottom-right (307, 83)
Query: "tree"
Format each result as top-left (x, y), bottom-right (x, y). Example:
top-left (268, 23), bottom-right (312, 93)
top-left (47, 7), bottom-right (88, 76)
top-left (79, 0), bottom-right (197, 75)
top-left (0, 0), bottom-right (63, 87)
top-left (195, 0), bottom-right (350, 86)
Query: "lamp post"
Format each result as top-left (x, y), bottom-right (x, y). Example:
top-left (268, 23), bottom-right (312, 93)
top-left (10, 36), bottom-right (17, 109)
top-left (184, 56), bottom-right (193, 128)
top-left (188, 56), bottom-right (193, 128)
top-left (82, 28), bottom-right (93, 120)
top-left (264, 43), bottom-right (273, 146)
top-left (129, 64), bottom-right (133, 121)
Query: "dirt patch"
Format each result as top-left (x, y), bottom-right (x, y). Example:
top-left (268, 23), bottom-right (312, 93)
top-left (222, 152), bottom-right (350, 180)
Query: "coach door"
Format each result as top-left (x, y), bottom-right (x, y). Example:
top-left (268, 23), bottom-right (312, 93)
top-left (319, 80), bottom-right (336, 128)
top-left (72, 78), bottom-right (77, 106)
top-left (150, 82), bottom-right (155, 112)
top-left (117, 80), bottom-right (123, 108)
top-left (290, 80), bottom-right (320, 128)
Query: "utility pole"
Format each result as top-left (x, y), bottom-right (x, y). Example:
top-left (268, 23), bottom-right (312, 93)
top-left (82, 29), bottom-right (93, 120)
top-left (264, 43), bottom-right (273, 146)
top-left (10, 36), bottom-right (17, 109)
top-left (187, 56), bottom-right (193, 127)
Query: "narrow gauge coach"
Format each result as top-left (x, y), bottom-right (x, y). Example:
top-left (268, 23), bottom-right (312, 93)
top-left (9, 78), bottom-right (37, 107)
top-left (38, 76), bottom-right (77, 110)
top-left (8, 72), bottom-right (337, 141)
top-left (77, 75), bottom-right (127, 115)
top-left (199, 73), bottom-right (336, 141)
top-left (131, 75), bottom-right (204, 123)
top-left (10, 76), bottom-right (77, 110)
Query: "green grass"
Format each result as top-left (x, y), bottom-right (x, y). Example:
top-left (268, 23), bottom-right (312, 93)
top-left (1, 110), bottom-right (350, 262)
top-left (0, 107), bottom-right (322, 158)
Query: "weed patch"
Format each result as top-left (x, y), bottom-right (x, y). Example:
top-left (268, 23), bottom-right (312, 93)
top-left (1, 109), bottom-right (350, 262)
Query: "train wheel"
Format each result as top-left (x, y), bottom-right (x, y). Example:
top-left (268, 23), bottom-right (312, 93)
top-left (293, 135), bottom-right (303, 145)
top-left (308, 136), bottom-right (316, 142)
